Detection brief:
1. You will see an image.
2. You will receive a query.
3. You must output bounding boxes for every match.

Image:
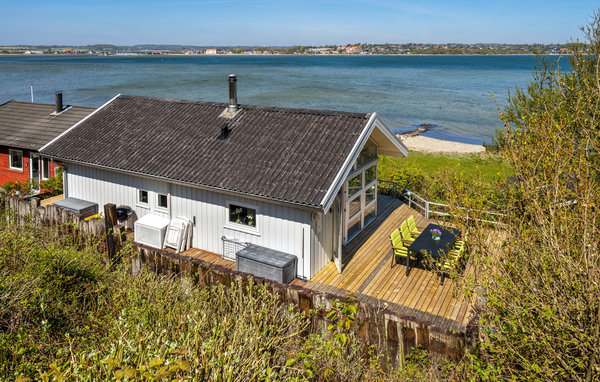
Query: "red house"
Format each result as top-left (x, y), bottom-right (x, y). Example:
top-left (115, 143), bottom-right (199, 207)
top-left (0, 93), bottom-right (94, 191)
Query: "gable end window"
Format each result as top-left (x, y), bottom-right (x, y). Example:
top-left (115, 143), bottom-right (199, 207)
top-left (9, 149), bottom-right (23, 170)
top-left (229, 204), bottom-right (256, 227)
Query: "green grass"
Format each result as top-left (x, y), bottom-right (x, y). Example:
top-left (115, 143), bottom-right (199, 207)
top-left (381, 151), bottom-right (513, 184)
top-left (378, 151), bottom-right (513, 205)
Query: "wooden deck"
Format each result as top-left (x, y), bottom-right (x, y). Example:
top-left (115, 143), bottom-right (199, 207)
top-left (40, 194), bottom-right (64, 207)
top-left (305, 195), bottom-right (473, 333)
top-left (183, 194), bottom-right (473, 334)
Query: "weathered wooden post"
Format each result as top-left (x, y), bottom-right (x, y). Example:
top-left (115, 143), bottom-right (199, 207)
top-left (104, 203), bottom-right (117, 264)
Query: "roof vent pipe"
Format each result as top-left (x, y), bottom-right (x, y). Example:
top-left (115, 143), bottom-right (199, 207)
top-left (55, 91), bottom-right (63, 113)
top-left (228, 74), bottom-right (238, 112)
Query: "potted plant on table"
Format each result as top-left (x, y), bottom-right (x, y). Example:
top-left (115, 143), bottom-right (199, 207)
top-left (430, 228), bottom-right (442, 241)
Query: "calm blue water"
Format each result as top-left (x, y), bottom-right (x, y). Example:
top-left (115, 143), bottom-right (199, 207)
top-left (0, 55), bottom-right (564, 144)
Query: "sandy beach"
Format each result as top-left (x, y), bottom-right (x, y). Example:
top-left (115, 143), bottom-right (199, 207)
top-left (398, 135), bottom-right (486, 154)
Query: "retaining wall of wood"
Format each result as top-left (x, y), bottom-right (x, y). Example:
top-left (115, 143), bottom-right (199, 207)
top-left (133, 244), bottom-right (475, 369)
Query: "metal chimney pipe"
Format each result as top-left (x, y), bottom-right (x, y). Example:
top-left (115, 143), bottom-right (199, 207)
top-left (228, 74), bottom-right (237, 112)
top-left (55, 91), bottom-right (63, 113)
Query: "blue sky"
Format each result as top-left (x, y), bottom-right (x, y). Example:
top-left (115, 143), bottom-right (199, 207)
top-left (1, 0), bottom-right (598, 45)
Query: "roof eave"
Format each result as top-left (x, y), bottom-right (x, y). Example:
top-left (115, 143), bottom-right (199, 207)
top-left (48, 155), bottom-right (324, 213)
top-left (320, 113), bottom-right (408, 213)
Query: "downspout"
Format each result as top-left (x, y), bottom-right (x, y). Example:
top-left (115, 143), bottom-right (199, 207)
top-left (62, 164), bottom-right (68, 198)
top-left (168, 183), bottom-right (172, 220)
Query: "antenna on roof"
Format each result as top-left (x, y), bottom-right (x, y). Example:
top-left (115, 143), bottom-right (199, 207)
top-left (30, 83), bottom-right (34, 103)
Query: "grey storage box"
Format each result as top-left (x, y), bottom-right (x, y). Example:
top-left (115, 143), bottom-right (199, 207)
top-left (236, 244), bottom-right (297, 284)
top-left (53, 197), bottom-right (98, 218)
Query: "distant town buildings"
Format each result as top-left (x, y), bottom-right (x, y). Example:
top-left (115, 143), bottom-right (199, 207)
top-left (0, 43), bottom-right (576, 56)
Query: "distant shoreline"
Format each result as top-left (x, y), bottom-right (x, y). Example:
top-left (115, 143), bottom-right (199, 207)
top-left (0, 53), bottom-right (556, 57)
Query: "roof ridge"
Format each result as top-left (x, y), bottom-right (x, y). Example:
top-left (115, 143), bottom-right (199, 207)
top-left (118, 94), bottom-right (369, 119)
top-left (3, 100), bottom-right (95, 110)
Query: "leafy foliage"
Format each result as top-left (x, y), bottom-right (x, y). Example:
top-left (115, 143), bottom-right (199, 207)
top-left (451, 11), bottom-right (600, 381)
top-left (0, 219), bottom-right (421, 381)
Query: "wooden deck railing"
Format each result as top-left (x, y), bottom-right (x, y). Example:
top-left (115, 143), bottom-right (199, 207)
top-left (377, 179), bottom-right (507, 226)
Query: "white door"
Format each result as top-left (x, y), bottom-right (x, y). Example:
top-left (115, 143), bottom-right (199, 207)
top-left (30, 153), bottom-right (40, 192)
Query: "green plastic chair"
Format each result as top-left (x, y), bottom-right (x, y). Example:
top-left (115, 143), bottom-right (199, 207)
top-left (440, 241), bottom-right (466, 284)
top-left (407, 215), bottom-right (421, 236)
top-left (390, 229), bottom-right (416, 269)
top-left (400, 221), bottom-right (415, 244)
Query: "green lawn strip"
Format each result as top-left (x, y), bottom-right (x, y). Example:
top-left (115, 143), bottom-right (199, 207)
top-left (380, 151), bottom-right (513, 184)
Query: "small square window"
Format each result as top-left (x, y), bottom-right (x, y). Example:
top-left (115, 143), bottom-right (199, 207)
top-left (138, 190), bottom-right (148, 204)
top-left (9, 149), bottom-right (23, 170)
top-left (229, 204), bottom-right (256, 227)
top-left (158, 193), bottom-right (168, 208)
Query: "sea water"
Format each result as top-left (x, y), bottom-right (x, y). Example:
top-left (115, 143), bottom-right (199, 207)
top-left (0, 54), bottom-right (567, 144)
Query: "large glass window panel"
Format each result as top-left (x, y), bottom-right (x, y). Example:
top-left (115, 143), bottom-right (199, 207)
top-left (348, 173), bottom-right (362, 197)
top-left (356, 140), bottom-right (377, 168)
top-left (347, 217), bottom-right (361, 240)
top-left (364, 203), bottom-right (376, 226)
top-left (365, 165), bottom-right (376, 185)
top-left (365, 184), bottom-right (376, 205)
top-left (348, 194), bottom-right (361, 219)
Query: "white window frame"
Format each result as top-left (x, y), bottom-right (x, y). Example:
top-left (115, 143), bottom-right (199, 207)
top-left (8, 149), bottom-right (23, 171)
top-left (41, 157), bottom-right (50, 180)
top-left (136, 189), bottom-right (150, 209)
top-left (156, 193), bottom-right (169, 211)
top-left (343, 157), bottom-right (378, 244)
top-left (225, 200), bottom-right (260, 236)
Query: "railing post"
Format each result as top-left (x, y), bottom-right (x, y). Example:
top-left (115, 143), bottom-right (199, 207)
top-left (407, 191), bottom-right (412, 208)
top-left (425, 201), bottom-right (429, 219)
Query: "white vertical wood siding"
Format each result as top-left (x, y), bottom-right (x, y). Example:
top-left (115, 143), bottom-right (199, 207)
top-left (170, 183), bottom-right (313, 279)
top-left (66, 163), bottom-right (169, 220)
top-left (310, 210), bottom-right (335, 277)
top-left (65, 163), bottom-right (319, 279)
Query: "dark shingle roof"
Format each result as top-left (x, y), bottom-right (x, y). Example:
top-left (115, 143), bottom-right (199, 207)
top-left (0, 100), bottom-right (95, 151)
top-left (42, 95), bottom-right (371, 208)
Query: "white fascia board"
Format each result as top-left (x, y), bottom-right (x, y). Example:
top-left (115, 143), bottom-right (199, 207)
top-left (320, 113), bottom-right (378, 212)
top-left (373, 115), bottom-right (409, 157)
top-left (39, 94), bottom-right (121, 152)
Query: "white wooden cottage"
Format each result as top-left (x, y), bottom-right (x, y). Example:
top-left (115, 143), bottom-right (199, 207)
top-left (41, 80), bottom-right (407, 279)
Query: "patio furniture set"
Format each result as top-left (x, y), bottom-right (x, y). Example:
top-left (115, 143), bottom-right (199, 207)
top-left (389, 216), bottom-right (465, 284)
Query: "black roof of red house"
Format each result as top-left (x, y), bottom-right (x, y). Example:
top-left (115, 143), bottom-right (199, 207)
top-left (41, 94), bottom-right (403, 209)
top-left (0, 100), bottom-right (95, 151)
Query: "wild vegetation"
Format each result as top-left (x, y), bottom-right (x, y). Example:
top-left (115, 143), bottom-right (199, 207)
top-left (378, 152), bottom-right (512, 209)
top-left (0, 218), bottom-right (457, 381)
top-left (443, 13), bottom-right (600, 381)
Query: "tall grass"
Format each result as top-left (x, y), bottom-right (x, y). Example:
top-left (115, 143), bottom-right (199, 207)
top-left (0, 218), bottom-right (455, 381)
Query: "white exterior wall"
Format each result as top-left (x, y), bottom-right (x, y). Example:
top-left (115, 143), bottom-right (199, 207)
top-left (65, 163), bottom-right (320, 279)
